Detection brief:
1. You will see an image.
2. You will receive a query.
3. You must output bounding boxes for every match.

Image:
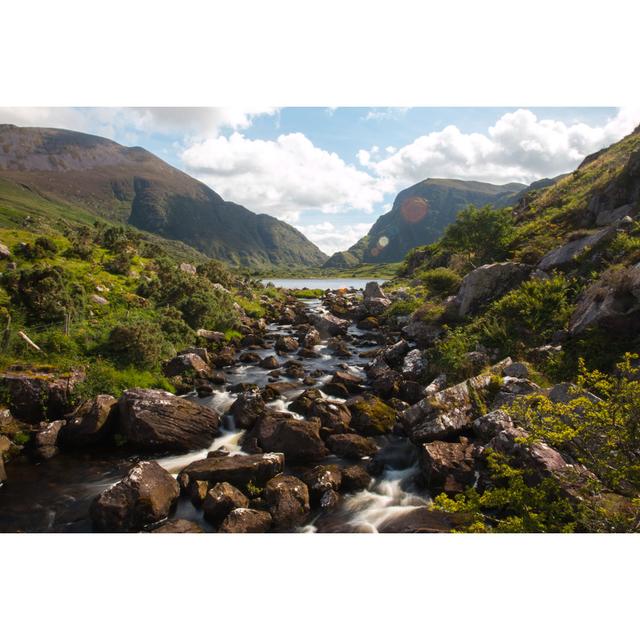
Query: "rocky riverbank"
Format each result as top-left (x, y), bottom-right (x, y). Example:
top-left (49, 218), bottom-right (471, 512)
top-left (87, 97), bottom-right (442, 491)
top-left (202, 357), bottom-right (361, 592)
top-left (0, 281), bottom-right (628, 532)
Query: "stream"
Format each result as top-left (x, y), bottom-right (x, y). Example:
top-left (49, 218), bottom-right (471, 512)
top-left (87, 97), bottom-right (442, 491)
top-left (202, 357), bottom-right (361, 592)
top-left (0, 296), bottom-right (431, 533)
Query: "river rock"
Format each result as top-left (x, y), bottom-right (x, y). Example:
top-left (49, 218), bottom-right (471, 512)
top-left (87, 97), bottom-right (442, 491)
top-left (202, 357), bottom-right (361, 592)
top-left (202, 482), bottom-right (250, 525)
top-left (211, 346), bottom-right (236, 368)
top-left (230, 389), bottom-right (266, 430)
top-left (340, 465), bottom-right (372, 492)
top-left (275, 335), bottom-right (299, 353)
top-left (455, 262), bottom-right (532, 317)
top-left (196, 329), bottom-right (225, 344)
top-left (288, 388), bottom-right (323, 415)
top-left (309, 312), bottom-right (350, 337)
top-left (347, 394), bottom-right (397, 435)
top-left (302, 465), bottom-right (343, 504)
top-left (61, 394), bottom-right (118, 447)
top-left (151, 519), bottom-right (204, 533)
top-left (326, 433), bottom-right (379, 459)
top-left (259, 355), bottom-right (280, 369)
top-left (401, 349), bottom-right (427, 380)
top-left (188, 479), bottom-right (210, 506)
top-left (90, 461), bottom-right (180, 532)
top-left (178, 453), bottom-right (284, 491)
top-left (302, 327), bottom-right (321, 348)
top-left (419, 439), bottom-right (479, 494)
top-left (330, 370), bottom-right (364, 393)
top-left (117, 388), bottom-right (220, 452)
top-left (162, 353), bottom-right (211, 378)
top-left (309, 399), bottom-right (352, 436)
top-left (264, 475), bottom-right (310, 530)
top-left (377, 507), bottom-right (468, 533)
top-left (218, 508), bottom-right (272, 533)
top-left (246, 413), bottom-right (328, 463)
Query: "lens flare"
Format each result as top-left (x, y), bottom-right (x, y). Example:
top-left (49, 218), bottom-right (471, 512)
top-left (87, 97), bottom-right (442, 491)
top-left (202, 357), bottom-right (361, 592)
top-left (401, 197), bottom-right (429, 223)
top-left (378, 235), bottom-right (389, 248)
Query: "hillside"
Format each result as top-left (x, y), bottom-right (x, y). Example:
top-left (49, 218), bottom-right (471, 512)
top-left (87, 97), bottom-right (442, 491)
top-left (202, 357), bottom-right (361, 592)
top-left (323, 178), bottom-right (526, 266)
top-left (0, 125), bottom-right (327, 269)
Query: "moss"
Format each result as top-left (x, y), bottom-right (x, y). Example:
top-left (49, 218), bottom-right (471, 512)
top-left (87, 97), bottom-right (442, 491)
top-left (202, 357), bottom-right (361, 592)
top-left (350, 396), bottom-right (396, 434)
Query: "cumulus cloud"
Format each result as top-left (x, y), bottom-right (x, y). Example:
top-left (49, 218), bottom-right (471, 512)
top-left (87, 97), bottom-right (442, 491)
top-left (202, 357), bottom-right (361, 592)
top-left (359, 107), bottom-right (640, 188)
top-left (294, 221), bottom-right (373, 255)
top-left (181, 132), bottom-right (389, 221)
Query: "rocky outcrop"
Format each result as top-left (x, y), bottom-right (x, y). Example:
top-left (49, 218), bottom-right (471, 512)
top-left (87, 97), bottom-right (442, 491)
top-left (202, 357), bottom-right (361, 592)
top-left (218, 508), bottom-right (272, 533)
top-left (33, 419), bottom-right (65, 460)
top-left (90, 461), bottom-right (180, 532)
top-left (362, 281), bottom-right (391, 315)
top-left (538, 227), bottom-right (616, 271)
top-left (178, 453), bottom-right (284, 490)
top-left (595, 204), bottom-right (634, 227)
top-left (309, 312), bottom-right (350, 337)
top-left (419, 439), bottom-right (479, 494)
top-left (569, 265), bottom-right (640, 335)
top-left (117, 388), bottom-right (220, 452)
top-left (60, 394), bottom-right (118, 447)
top-left (400, 374), bottom-right (495, 443)
top-left (230, 390), bottom-right (266, 430)
top-left (264, 475), bottom-right (310, 529)
top-left (454, 262), bottom-right (532, 317)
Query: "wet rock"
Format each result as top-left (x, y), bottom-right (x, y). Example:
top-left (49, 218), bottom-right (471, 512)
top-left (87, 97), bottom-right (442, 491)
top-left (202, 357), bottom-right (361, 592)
top-left (357, 316), bottom-right (379, 330)
top-left (203, 482), bottom-right (250, 525)
top-left (162, 353), bottom-right (211, 378)
top-left (381, 339), bottom-right (410, 367)
top-left (188, 479), bottom-right (210, 506)
top-left (151, 519), bottom-right (204, 533)
top-left (309, 312), bottom-right (350, 337)
top-left (419, 439), bottom-right (479, 494)
top-left (275, 335), bottom-right (299, 353)
top-left (196, 384), bottom-right (214, 397)
top-left (90, 461), bottom-right (180, 532)
top-left (302, 327), bottom-right (321, 348)
top-left (538, 226), bottom-right (615, 271)
top-left (211, 346), bottom-right (236, 368)
top-left (247, 414), bottom-right (328, 463)
top-left (326, 433), bottom-right (378, 459)
top-left (239, 352), bottom-right (261, 363)
top-left (259, 355), bottom-right (280, 369)
top-left (117, 388), bottom-right (220, 452)
top-left (289, 388), bottom-right (323, 415)
top-left (282, 360), bottom-right (305, 379)
top-left (309, 400), bottom-right (352, 436)
top-left (230, 390), bottom-right (266, 430)
top-left (330, 370), bottom-right (364, 393)
top-left (322, 381), bottom-right (350, 398)
top-left (178, 453), bottom-right (284, 491)
top-left (264, 475), bottom-right (310, 529)
top-left (298, 347), bottom-right (320, 359)
top-left (455, 262), bottom-right (532, 317)
top-left (219, 508), bottom-right (272, 533)
top-left (61, 394), bottom-right (118, 447)
top-left (0, 367), bottom-right (85, 424)
top-left (400, 374), bottom-right (494, 443)
top-left (263, 381), bottom-right (298, 399)
top-left (347, 394), bottom-right (397, 435)
top-left (402, 349), bottom-right (427, 380)
top-left (302, 465), bottom-right (342, 504)
top-left (34, 419), bottom-right (65, 459)
top-left (340, 465), bottom-right (372, 492)
top-left (377, 507), bottom-right (468, 533)
top-left (319, 489), bottom-right (340, 509)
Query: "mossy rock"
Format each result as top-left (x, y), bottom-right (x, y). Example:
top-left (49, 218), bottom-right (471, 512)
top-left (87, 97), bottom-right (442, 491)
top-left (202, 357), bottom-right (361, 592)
top-left (347, 394), bottom-right (397, 435)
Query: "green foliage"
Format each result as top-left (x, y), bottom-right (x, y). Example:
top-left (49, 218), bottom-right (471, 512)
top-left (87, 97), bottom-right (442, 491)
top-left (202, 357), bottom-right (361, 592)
top-left (383, 297), bottom-right (421, 318)
top-left (106, 319), bottom-right (168, 369)
top-left (291, 288), bottom-right (324, 299)
top-left (416, 267), bottom-right (462, 297)
top-left (508, 354), bottom-right (640, 494)
top-left (432, 450), bottom-right (580, 532)
top-left (197, 260), bottom-right (235, 288)
top-left (440, 205), bottom-right (516, 267)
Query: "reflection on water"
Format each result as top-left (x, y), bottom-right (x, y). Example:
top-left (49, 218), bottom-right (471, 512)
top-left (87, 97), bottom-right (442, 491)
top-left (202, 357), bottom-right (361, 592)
top-left (261, 278), bottom-right (386, 290)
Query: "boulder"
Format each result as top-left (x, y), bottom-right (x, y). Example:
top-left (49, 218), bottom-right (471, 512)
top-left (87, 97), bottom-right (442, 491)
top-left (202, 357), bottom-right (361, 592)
top-left (330, 370), bottom-right (364, 393)
top-left (376, 507), bottom-right (466, 533)
top-left (402, 349), bottom-right (427, 380)
top-left (0, 241), bottom-right (11, 259)
top-left (60, 394), bottom-right (118, 447)
top-left (596, 203), bottom-right (634, 227)
top-left (259, 355), bottom-right (280, 369)
top-left (569, 266), bottom-right (640, 335)
top-left (309, 312), bottom-right (350, 337)
top-left (302, 328), bottom-right (321, 348)
top-left (491, 377), bottom-right (542, 410)
top-left (346, 394), bottom-right (397, 435)
top-left (34, 419), bottom-right (65, 459)
top-left (202, 482), bottom-right (249, 525)
top-left (211, 346), bottom-right (236, 368)
top-left (455, 262), bottom-right (532, 317)
top-left (246, 414), bottom-right (328, 463)
top-left (264, 475), bottom-right (310, 530)
top-left (419, 439), bottom-right (479, 494)
top-left (538, 227), bottom-right (615, 271)
top-left (503, 361), bottom-right (529, 378)
top-left (302, 465), bottom-right (343, 504)
top-left (471, 410), bottom-right (515, 443)
top-left (196, 329), bottom-right (225, 344)
top-left (327, 433), bottom-right (379, 459)
top-left (0, 367), bottom-right (85, 424)
top-left (90, 461), bottom-right (180, 532)
top-left (275, 335), bottom-right (299, 353)
top-left (309, 400), bottom-right (352, 436)
top-left (188, 479), bottom-right (210, 506)
top-left (381, 339), bottom-right (410, 367)
top-left (340, 465), bottom-right (372, 492)
top-left (239, 352), bottom-right (261, 364)
top-left (400, 374), bottom-right (494, 443)
top-left (288, 388), bottom-right (323, 415)
top-left (363, 281), bottom-right (387, 302)
top-left (178, 453), bottom-right (284, 491)
top-left (357, 316), bottom-right (379, 330)
top-left (151, 519), bottom-right (204, 533)
top-left (117, 388), bottom-right (220, 452)
top-left (230, 390), bottom-right (266, 430)
top-left (218, 508), bottom-right (272, 533)
top-left (162, 353), bottom-right (211, 378)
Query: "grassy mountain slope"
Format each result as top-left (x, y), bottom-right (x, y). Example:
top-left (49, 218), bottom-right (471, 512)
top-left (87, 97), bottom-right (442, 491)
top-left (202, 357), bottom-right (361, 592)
top-left (0, 125), bottom-right (327, 269)
top-left (324, 178), bottom-right (526, 267)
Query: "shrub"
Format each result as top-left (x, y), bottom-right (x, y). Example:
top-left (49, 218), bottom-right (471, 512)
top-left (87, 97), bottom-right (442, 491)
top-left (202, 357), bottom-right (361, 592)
top-left (417, 267), bottom-right (462, 297)
top-left (106, 319), bottom-right (166, 368)
top-left (383, 297), bottom-right (421, 318)
top-left (197, 260), bottom-right (234, 288)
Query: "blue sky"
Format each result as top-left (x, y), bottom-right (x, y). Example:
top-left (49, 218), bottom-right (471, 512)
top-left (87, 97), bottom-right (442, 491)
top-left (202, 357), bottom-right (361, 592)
top-left (1, 106), bottom-right (638, 255)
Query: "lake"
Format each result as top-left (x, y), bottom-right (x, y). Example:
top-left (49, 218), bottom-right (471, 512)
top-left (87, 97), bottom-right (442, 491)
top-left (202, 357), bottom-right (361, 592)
top-left (261, 278), bottom-right (387, 290)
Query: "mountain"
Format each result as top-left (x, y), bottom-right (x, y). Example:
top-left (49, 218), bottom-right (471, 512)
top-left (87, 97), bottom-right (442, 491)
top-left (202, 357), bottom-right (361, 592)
top-left (0, 125), bottom-right (327, 269)
top-left (324, 178), bottom-right (527, 267)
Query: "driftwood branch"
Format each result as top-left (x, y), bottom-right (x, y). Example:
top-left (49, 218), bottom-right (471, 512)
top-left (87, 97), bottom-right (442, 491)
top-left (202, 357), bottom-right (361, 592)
top-left (18, 331), bottom-right (42, 352)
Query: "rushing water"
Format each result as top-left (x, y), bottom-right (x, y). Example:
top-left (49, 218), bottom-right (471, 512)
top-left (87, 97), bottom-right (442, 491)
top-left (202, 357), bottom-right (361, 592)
top-left (261, 278), bottom-right (386, 290)
top-left (0, 297), bottom-right (431, 533)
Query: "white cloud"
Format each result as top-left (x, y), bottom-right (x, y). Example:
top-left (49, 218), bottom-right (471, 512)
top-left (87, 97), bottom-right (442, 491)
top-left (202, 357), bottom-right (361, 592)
top-left (294, 221), bottom-right (373, 255)
top-left (181, 132), bottom-right (389, 221)
top-left (359, 107), bottom-right (640, 188)
top-left (364, 107), bottom-right (409, 121)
